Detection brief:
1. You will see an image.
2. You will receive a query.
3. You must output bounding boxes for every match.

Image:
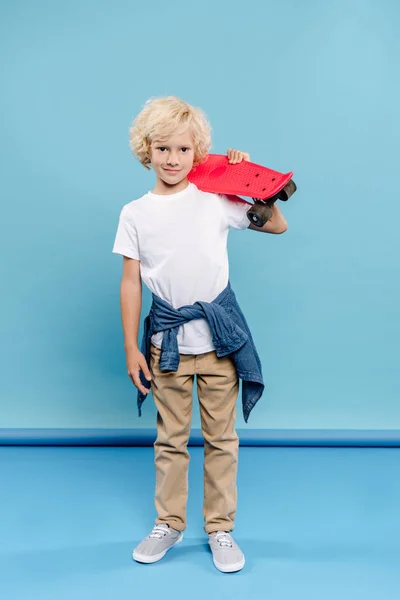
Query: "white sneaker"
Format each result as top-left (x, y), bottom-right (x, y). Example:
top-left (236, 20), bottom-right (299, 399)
top-left (208, 531), bottom-right (245, 573)
top-left (133, 524), bottom-right (183, 564)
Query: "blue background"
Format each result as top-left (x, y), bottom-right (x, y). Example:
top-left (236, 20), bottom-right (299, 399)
top-left (1, 0), bottom-right (399, 441)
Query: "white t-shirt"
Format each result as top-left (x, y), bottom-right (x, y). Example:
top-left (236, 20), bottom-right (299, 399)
top-left (112, 181), bottom-right (251, 354)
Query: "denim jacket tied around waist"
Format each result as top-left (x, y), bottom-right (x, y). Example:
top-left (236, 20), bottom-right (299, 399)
top-left (137, 281), bottom-right (264, 423)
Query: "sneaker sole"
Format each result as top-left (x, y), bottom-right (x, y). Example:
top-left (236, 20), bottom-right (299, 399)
top-left (213, 556), bottom-right (245, 573)
top-left (132, 532), bottom-right (184, 564)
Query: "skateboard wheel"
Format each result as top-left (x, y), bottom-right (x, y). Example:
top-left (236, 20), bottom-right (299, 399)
top-left (246, 202), bottom-right (273, 228)
top-left (279, 178), bottom-right (297, 201)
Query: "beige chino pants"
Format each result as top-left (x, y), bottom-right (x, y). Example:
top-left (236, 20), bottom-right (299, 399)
top-left (149, 342), bottom-right (240, 534)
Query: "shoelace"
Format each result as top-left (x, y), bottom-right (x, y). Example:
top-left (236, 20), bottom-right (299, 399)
top-left (149, 525), bottom-right (169, 539)
top-left (215, 533), bottom-right (233, 548)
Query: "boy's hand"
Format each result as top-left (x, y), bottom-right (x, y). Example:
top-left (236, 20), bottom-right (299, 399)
top-left (227, 149), bottom-right (251, 164)
top-left (126, 347), bottom-right (152, 395)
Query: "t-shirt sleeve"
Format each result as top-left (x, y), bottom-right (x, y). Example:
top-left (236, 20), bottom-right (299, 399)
top-left (218, 194), bottom-right (252, 230)
top-left (112, 205), bottom-right (140, 260)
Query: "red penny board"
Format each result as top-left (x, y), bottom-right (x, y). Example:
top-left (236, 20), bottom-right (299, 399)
top-left (187, 154), bottom-right (293, 200)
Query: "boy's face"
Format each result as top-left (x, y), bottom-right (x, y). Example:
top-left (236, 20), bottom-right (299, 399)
top-left (149, 129), bottom-right (195, 189)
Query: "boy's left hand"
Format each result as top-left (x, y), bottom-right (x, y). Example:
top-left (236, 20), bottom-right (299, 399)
top-left (227, 149), bottom-right (251, 164)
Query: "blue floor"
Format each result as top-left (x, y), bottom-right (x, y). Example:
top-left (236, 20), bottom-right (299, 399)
top-left (1, 446), bottom-right (399, 600)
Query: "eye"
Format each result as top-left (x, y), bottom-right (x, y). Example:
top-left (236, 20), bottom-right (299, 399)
top-left (156, 146), bottom-right (191, 152)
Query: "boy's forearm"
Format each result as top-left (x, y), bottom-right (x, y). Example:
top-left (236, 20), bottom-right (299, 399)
top-left (269, 203), bottom-right (288, 229)
top-left (120, 280), bottom-right (142, 351)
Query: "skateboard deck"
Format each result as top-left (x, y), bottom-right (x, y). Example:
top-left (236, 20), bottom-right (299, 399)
top-left (187, 154), bottom-right (294, 200)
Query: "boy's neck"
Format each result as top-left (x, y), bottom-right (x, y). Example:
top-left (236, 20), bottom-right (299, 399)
top-left (151, 177), bottom-right (190, 196)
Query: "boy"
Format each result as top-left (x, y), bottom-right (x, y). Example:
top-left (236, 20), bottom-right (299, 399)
top-left (112, 96), bottom-right (288, 573)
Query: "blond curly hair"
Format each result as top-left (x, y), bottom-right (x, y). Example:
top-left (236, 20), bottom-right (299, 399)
top-left (129, 96), bottom-right (212, 171)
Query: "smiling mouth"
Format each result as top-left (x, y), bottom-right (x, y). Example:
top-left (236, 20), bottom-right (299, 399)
top-left (164, 168), bottom-right (181, 172)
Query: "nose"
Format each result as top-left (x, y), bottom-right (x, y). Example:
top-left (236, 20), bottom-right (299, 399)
top-left (166, 151), bottom-right (179, 166)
